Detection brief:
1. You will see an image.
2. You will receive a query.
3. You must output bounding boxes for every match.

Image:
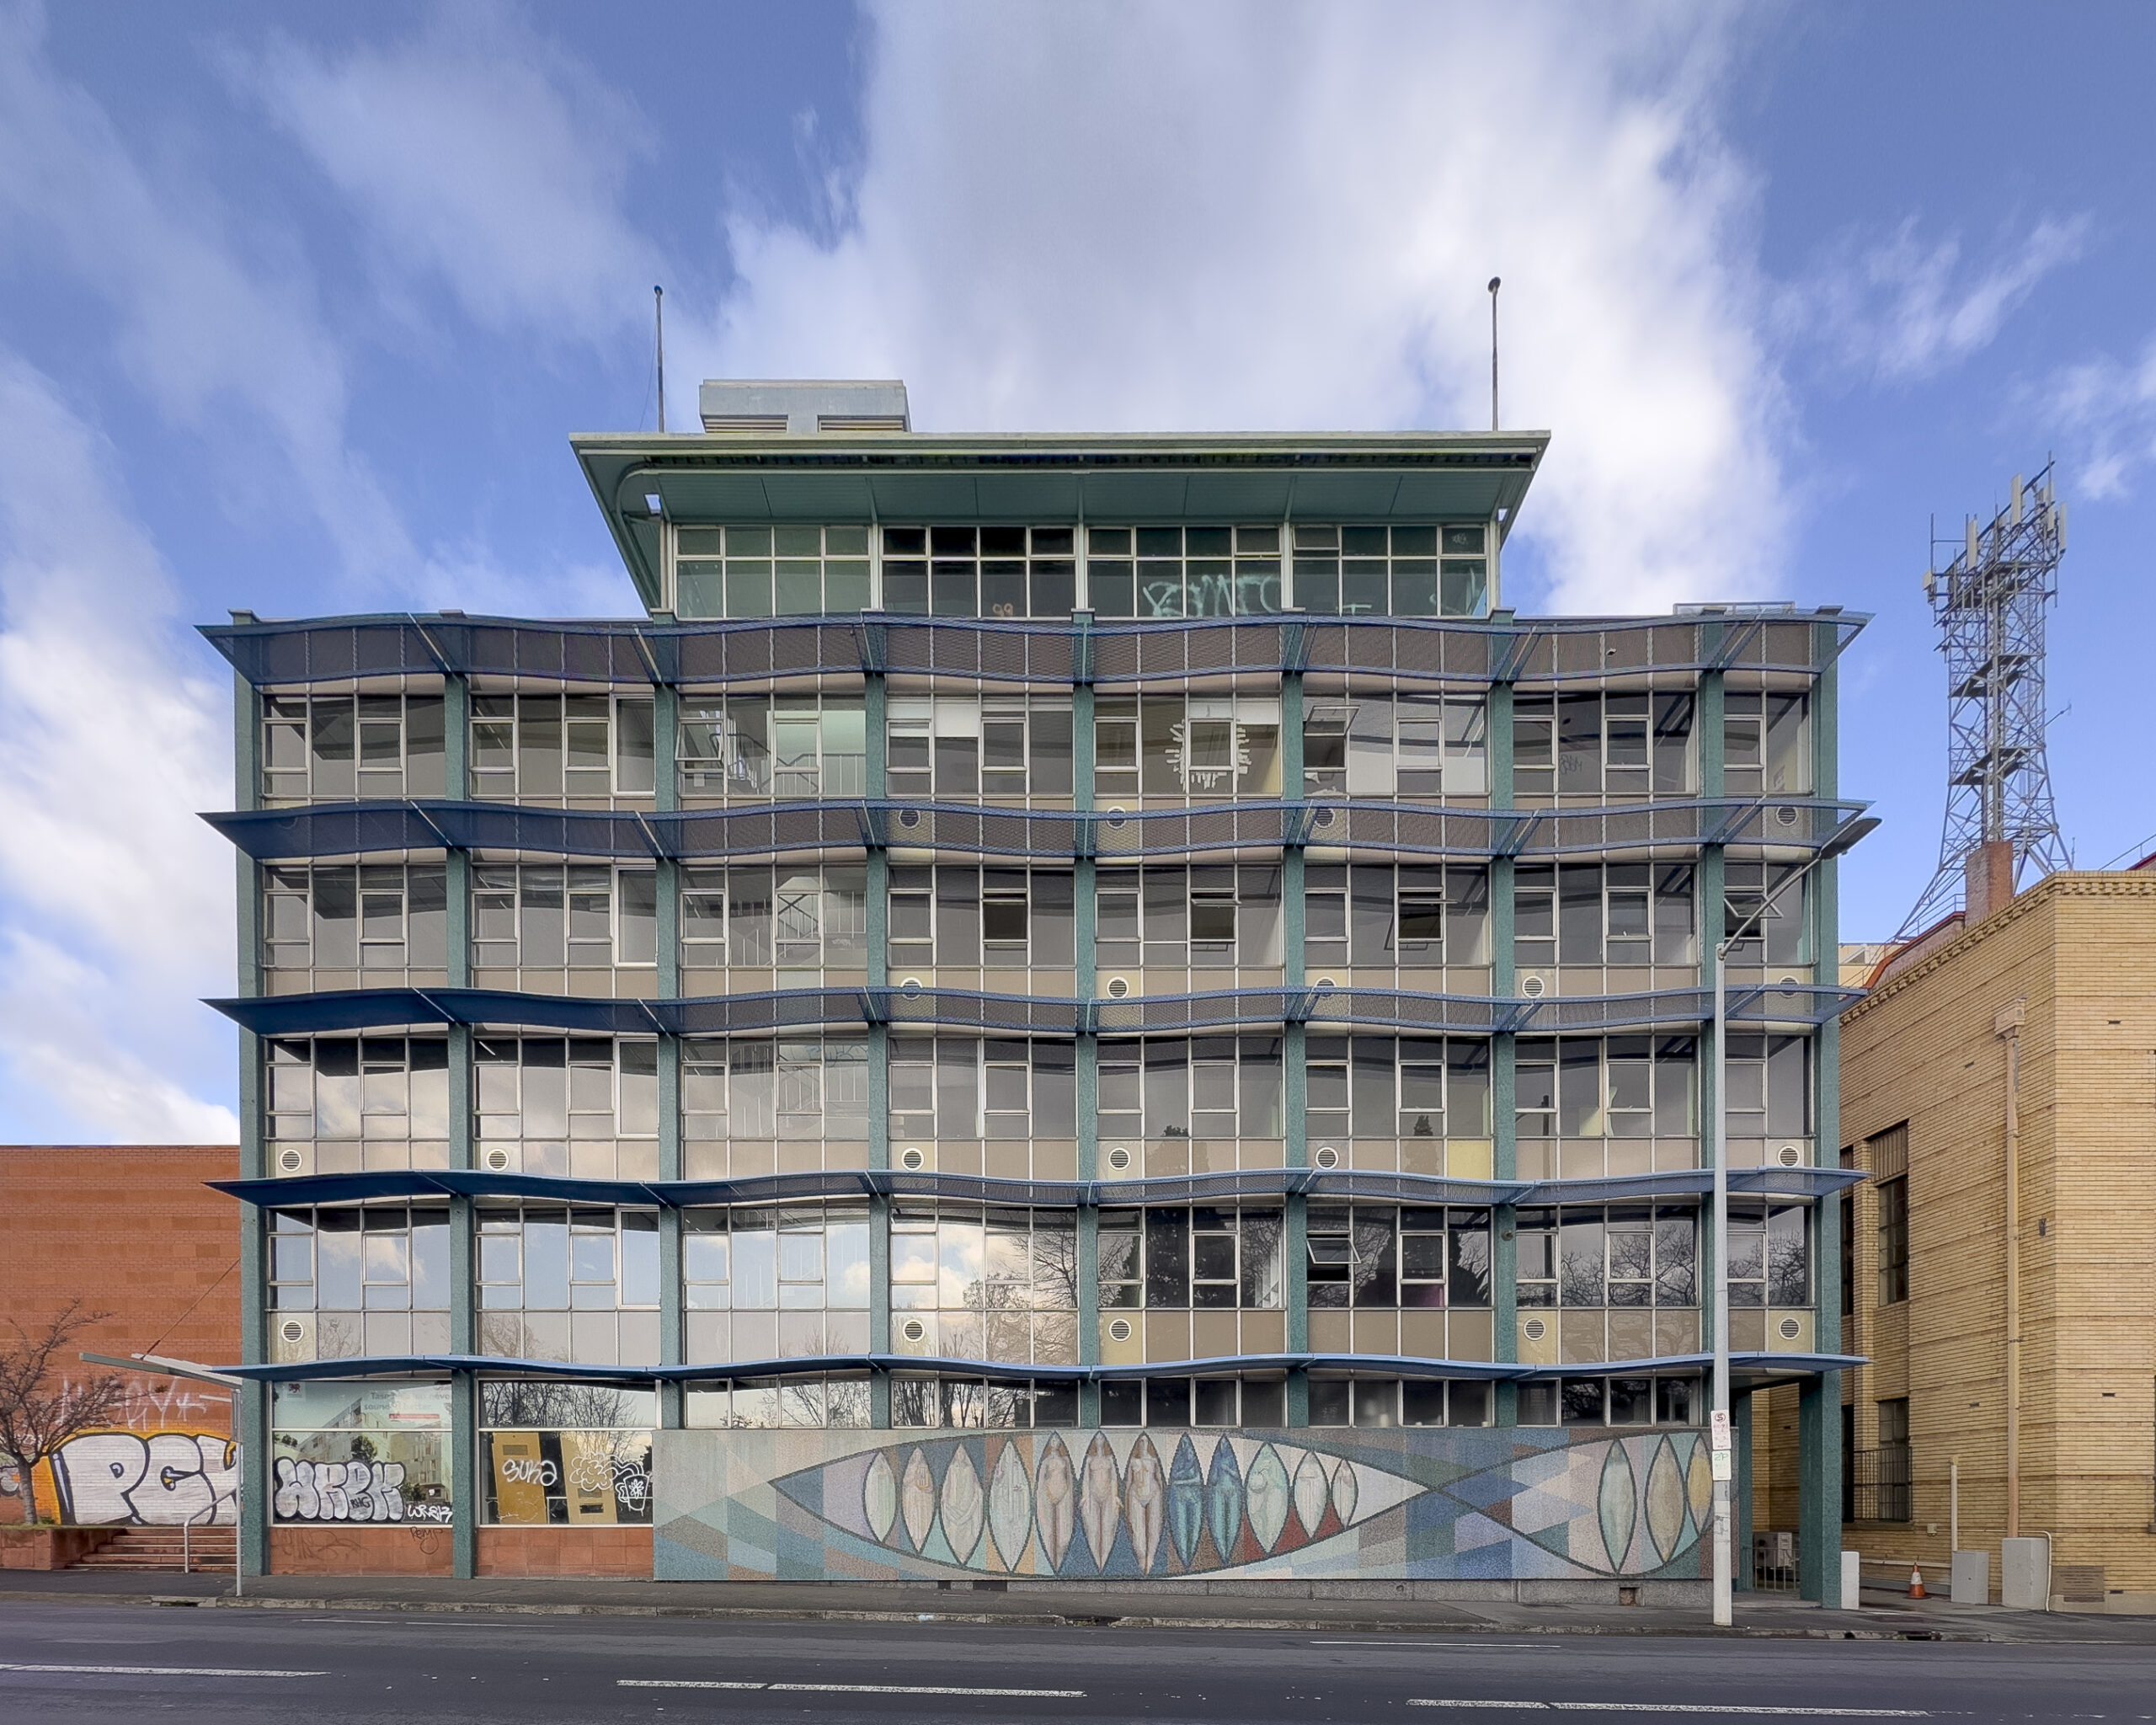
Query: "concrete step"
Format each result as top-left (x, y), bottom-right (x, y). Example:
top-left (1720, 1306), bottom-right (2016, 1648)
top-left (67, 1528), bottom-right (236, 1572)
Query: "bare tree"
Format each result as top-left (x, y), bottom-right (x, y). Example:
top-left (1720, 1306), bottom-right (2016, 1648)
top-left (0, 1300), bottom-right (130, 1524)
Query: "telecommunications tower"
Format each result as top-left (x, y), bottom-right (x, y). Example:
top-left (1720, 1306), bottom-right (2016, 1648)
top-left (1897, 463), bottom-right (2073, 939)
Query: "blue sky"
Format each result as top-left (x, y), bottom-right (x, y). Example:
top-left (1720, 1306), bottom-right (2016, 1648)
top-left (2, 0), bottom-right (2153, 1141)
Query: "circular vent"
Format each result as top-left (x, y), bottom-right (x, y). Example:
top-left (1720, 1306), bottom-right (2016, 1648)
top-left (898, 807), bottom-right (921, 829)
top-left (1776, 1145), bottom-right (1803, 1167)
top-left (1778, 974), bottom-right (1801, 988)
top-left (1313, 1146), bottom-right (1340, 1170)
top-left (1313, 805), bottom-right (1336, 827)
top-left (1777, 1316), bottom-right (1803, 1342)
top-left (901, 1318), bottom-right (926, 1343)
top-left (1107, 1146), bottom-right (1131, 1171)
top-left (900, 1146), bottom-right (926, 1171)
top-left (279, 1319), bottom-right (306, 1344)
top-left (1107, 976), bottom-right (1130, 999)
top-left (1107, 1318), bottom-right (1133, 1343)
top-left (1107, 808), bottom-right (1129, 829)
top-left (1774, 804), bottom-right (1800, 827)
top-left (1521, 975), bottom-right (1547, 999)
top-left (1523, 1317), bottom-right (1548, 1343)
top-left (276, 1147), bottom-right (304, 1173)
top-left (484, 1147), bottom-right (512, 1172)
top-left (1313, 976), bottom-right (1337, 991)
top-left (900, 977), bottom-right (923, 997)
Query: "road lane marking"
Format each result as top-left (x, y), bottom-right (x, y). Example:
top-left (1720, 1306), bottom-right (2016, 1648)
top-left (0, 1664), bottom-right (328, 1679)
top-left (1545, 1707), bottom-right (1932, 1717)
top-left (1409, 1704), bottom-right (1931, 1717)
top-left (620, 1680), bottom-right (1086, 1696)
top-left (1314, 1640), bottom-right (1548, 1648)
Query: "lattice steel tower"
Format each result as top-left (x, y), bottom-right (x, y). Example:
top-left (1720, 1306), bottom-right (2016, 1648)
top-left (1898, 463), bottom-right (2073, 938)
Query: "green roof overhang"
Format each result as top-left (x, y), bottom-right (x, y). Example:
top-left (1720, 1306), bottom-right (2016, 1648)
top-left (572, 430), bottom-right (1549, 611)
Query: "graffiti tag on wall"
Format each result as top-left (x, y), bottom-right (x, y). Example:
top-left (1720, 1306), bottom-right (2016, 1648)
top-left (272, 1456), bottom-right (450, 1524)
top-left (45, 1431), bottom-right (238, 1526)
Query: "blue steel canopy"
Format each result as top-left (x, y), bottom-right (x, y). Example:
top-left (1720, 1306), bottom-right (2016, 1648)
top-left (201, 796), bottom-right (1878, 867)
top-left (217, 1347), bottom-right (1864, 1386)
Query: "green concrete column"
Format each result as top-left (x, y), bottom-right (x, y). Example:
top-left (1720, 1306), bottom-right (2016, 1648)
top-left (1486, 674), bottom-right (1519, 1425)
top-left (439, 670), bottom-right (478, 1573)
top-left (862, 670), bottom-right (892, 1425)
top-left (1801, 624), bottom-right (1845, 1605)
top-left (1696, 653), bottom-right (1726, 1429)
top-left (232, 651), bottom-right (272, 1578)
top-left (1070, 669), bottom-right (1101, 1423)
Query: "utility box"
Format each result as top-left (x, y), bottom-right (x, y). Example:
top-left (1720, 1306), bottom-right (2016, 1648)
top-left (1951, 1550), bottom-right (1990, 1605)
top-left (1840, 1550), bottom-right (1860, 1609)
top-left (2001, 1538), bottom-right (2049, 1610)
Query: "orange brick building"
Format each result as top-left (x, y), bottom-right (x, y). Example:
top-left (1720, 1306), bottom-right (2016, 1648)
top-left (0, 1146), bottom-right (240, 1527)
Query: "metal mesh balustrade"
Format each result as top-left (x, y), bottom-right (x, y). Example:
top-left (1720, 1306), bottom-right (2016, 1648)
top-left (201, 611), bottom-right (1868, 688)
top-left (205, 796), bottom-right (1872, 867)
top-left (218, 1160), bottom-right (1859, 1216)
top-left (210, 980), bottom-right (1862, 1040)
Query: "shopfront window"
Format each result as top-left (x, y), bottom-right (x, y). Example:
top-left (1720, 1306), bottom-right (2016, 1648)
top-left (479, 1381), bottom-right (655, 1526)
top-left (270, 1381), bottom-right (452, 1525)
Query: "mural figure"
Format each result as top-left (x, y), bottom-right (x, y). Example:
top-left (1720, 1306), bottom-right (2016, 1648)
top-left (1166, 1437), bottom-right (1204, 1566)
top-left (1033, 1434), bottom-right (1074, 1570)
top-left (1204, 1438), bottom-right (1243, 1560)
top-left (1123, 1435), bottom-right (1165, 1573)
top-left (1078, 1433), bottom-right (1120, 1572)
top-left (1245, 1443), bottom-right (1289, 1552)
top-left (986, 1442), bottom-right (1031, 1569)
top-left (940, 1447), bottom-right (984, 1565)
top-left (899, 1449), bottom-right (936, 1553)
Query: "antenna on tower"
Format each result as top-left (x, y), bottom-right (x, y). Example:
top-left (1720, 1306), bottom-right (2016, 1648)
top-left (654, 285), bottom-right (666, 434)
top-left (1896, 460), bottom-right (2073, 938)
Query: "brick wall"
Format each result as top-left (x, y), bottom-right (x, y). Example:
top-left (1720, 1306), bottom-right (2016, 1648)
top-left (1787, 877), bottom-right (2156, 1604)
top-left (477, 1525), bottom-right (654, 1578)
top-left (0, 1146), bottom-right (240, 1524)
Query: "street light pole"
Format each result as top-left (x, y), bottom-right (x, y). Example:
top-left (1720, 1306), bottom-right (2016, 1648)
top-left (1707, 813), bottom-right (1877, 1626)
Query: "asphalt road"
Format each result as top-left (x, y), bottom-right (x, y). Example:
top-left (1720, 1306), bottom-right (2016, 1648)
top-left (2, 1602), bottom-right (2152, 1724)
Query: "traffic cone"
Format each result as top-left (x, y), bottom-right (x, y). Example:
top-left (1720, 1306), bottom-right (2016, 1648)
top-left (1909, 1565), bottom-right (1927, 1599)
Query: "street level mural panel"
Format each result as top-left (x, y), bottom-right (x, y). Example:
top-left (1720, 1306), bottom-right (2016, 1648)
top-left (654, 1426), bottom-right (1712, 1582)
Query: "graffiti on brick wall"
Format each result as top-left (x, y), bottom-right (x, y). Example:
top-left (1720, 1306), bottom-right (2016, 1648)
top-left (272, 1455), bottom-right (451, 1525)
top-left (44, 1431), bottom-right (239, 1526)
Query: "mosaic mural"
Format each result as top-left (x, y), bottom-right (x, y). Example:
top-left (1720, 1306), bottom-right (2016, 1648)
top-left (654, 1425), bottom-right (1713, 1583)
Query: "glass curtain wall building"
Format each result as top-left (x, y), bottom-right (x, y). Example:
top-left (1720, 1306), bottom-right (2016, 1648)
top-left (205, 382), bottom-right (1865, 1598)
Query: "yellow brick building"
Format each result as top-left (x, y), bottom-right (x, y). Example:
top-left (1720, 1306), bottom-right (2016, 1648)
top-left (1759, 871), bottom-right (2156, 1610)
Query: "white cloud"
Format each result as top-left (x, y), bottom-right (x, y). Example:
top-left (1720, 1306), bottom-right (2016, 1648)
top-left (696, 0), bottom-right (1790, 613)
top-left (2041, 338), bottom-right (2156, 500)
top-left (0, 3), bottom-right (416, 590)
top-left (234, 4), bottom-right (663, 341)
top-left (0, 353), bottom-right (237, 1142)
top-left (1791, 214), bottom-right (2089, 384)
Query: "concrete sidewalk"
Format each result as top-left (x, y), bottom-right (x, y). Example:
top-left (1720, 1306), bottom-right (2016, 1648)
top-left (3, 1566), bottom-right (2152, 1644)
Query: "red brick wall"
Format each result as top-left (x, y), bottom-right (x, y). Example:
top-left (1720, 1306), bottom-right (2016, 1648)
top-left (478, 1525), bottom-right (654, 1578)
top-left (0, 1146), bottom-right (240, 1523)
top-left (272, 1525), bottom-right (455, 1575)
